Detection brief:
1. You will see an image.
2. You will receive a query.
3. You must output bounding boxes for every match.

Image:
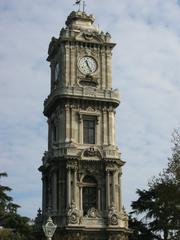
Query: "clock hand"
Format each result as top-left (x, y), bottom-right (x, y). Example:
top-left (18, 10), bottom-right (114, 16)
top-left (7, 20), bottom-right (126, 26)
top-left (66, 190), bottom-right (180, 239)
top-left (85, 60), bottom-right (92, 72)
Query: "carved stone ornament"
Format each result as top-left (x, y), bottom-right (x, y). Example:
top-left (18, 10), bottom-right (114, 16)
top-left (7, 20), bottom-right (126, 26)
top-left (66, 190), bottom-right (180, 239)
top-left (119, 207), bottom-right (129, 228)
top-left (79, 160), bottom-right (103, 176)
top-left (83, 147), bottom-right (101, 158)
top-left (86, 207), bottom-right (101, 218)
top-left (84, 86), bottom-right (96, 97)
top-left (82, 32), bottom-right (105, 43)
top-left (83, 32), bottom-right (94, 41)
top-left (108, 204), bottom-right (119, 226)
top-left (67, 202), bottom-right (80, 224)
top-left (79, 75), bottom-right (98, 87)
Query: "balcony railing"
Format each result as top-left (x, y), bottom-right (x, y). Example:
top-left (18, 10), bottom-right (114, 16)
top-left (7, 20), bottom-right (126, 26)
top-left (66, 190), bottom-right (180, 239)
top-left (44, 86), bottom-right (120, 106)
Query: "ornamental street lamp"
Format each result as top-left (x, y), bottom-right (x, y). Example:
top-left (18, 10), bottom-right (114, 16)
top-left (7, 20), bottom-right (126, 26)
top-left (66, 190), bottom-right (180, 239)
top-left (42, 217), bottom-right (57, 240)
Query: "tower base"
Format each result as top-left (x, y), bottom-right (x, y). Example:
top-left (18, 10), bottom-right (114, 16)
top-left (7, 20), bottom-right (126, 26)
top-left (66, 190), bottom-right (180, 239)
top-left (53, 228), bottom-right (129, 240)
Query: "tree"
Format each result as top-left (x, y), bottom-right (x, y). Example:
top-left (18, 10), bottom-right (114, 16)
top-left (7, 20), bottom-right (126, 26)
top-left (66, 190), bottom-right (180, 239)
top-left (0, 172), bottom-right (20, 224)
top-left (0, 172), bottom-right (36, 240)
top-left (130, 180), bottom-right (180, 240)
top-left (167, 128), bottom-right (180, 183)
top-left (129, 128), bottom-right (180, 240)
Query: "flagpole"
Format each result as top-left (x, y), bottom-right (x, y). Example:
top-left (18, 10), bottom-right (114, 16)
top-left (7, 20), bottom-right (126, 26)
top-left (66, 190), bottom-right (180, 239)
top-left (73, 0), bottom-right (87, 12)
top-left (83, 1), bottom-right (86, 12)
top-left (78, 1), bottom-right (81, 11)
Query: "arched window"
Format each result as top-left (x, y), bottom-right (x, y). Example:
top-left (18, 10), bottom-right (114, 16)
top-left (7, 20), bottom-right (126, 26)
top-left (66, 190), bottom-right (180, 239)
top-left (82, 175), bottom-right (97, 215)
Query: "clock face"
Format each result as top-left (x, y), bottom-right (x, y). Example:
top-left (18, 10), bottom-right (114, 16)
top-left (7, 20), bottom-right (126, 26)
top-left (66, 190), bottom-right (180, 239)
top-left (79, 56), bottom-right (97, 75)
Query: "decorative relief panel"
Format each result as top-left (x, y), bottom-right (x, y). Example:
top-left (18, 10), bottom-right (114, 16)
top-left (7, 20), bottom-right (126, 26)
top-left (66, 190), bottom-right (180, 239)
top-left (67, 202), bottom-right (80, 224)
top-left (78, 160), bottom-right (103, 177)
top-left (84, 87), bottom-right (96, 97)
top-left (85, 207), bottom-right (102, 218)
top-left (78, 75), bottom-right (99, 88)
top-left (108, 204), bottom-right (119, 226)
top-left (107, 204), bottom-right (129, 228)
top-left (83, 147), bottom-right (102, 159)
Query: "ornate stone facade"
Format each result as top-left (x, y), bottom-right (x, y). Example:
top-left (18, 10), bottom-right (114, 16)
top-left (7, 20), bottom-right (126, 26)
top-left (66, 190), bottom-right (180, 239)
top-left (39, 9), bottom-right (130, 240)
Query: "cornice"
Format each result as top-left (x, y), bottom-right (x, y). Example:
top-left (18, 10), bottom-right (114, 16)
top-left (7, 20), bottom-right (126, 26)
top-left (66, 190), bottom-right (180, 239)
top-left (43, 87), bottom-right (120, 116)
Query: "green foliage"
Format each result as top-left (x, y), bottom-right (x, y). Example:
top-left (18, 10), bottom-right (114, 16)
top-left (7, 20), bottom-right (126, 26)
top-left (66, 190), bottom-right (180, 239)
top-left (129, 217), bottom-right (155, 240)
top-left (130, 180), bottom-right (180, 239)
top-left (168, 128), bottom-right (180, 182)
top-left (129, 128), bottom-right (180, 240)
top-left (0, 172), bottom-right (36, 240)
top-left (0, 228), bottom-right (14, 240)
top-left (0, 229), bottom-right (29, 240)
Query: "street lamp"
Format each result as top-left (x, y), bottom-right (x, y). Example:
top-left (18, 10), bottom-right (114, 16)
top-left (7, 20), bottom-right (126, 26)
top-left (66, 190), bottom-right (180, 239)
top-left (42, 217), bottom-right (57, 240)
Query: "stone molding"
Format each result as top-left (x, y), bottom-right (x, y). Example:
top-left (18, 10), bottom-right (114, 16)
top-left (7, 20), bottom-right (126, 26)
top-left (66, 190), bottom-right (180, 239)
top-left (44, 86), bottom-right (119, 109)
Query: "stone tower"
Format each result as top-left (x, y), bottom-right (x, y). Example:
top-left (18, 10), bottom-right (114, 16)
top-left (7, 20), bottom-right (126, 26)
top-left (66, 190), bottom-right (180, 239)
top-left (39, 8), bottom-right (129, 240)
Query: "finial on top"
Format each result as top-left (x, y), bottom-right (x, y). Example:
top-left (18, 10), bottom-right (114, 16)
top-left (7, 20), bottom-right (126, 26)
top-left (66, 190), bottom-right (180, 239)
top-left (83, 1), bottom-right (86, 12)
top-left (73, 0), bottom-right (87, 12)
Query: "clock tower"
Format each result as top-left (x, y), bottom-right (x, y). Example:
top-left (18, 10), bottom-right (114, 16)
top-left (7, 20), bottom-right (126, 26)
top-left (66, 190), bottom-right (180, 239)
top-left (39, 8), bottom-right (129, 240)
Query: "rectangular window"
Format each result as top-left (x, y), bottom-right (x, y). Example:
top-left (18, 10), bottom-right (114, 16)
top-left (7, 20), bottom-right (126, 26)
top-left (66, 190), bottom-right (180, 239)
top-left (83, 117), bottom-right (96, 144)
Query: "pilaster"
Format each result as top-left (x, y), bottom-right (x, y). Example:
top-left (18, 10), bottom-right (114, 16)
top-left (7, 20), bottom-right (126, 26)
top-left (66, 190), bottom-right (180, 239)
top-left (66, 166), bottom-right (71, 208)
top-left (65, 105), bottom-right (70, 143)
top-left (65, 43), bottom-right (70, 85)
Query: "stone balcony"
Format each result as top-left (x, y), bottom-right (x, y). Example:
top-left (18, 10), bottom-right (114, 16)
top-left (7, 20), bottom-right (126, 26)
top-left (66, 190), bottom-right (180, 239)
top-left (44, 86), bottom-right (120, 114)
top-left (41, 143), bottom-right (123, 167)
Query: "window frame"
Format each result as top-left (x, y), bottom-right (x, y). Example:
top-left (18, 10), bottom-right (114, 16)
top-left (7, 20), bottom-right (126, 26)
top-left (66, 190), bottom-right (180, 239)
top-left (82, 175), bottom-right (98, 215)
top-left (83, 116), bottom-right (96, 144)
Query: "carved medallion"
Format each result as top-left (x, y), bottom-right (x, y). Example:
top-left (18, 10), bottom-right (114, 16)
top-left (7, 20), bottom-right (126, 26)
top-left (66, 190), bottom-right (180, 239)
top-left (84, 147), bottom-right (100, 158)
top-left (86, 207), bottom-right (101, 218)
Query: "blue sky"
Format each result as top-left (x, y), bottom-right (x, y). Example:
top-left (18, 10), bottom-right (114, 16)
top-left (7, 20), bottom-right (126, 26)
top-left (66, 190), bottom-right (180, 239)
top-left (0, 0), bottom-right (180, 218)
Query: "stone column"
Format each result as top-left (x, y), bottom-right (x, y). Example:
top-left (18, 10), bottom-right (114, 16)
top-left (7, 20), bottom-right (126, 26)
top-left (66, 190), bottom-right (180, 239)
top-left (67, 167), bottom-right (71, 208)
top-left (79, 186), bottom-right (83, 210)
top-left (50, 62), bottom-right (54, 92)
top-left (73, 169), bottom-right (77, 203)
top-left (70, 46), bottom-right (75, 86)
top-left (58, 175), bottom-right (64, 213)
top-left (98, 188), bottom-right (101, 210)
top-left (57, 108), bottom-right (61, 144)
top-left (113, 110), bottom-right (116, 145)
top-left (48, 176), bottom-right (52, 211)
top-left (101, 50), bottom-right (106, 89)
top-left (47, 119), bottom-right (51, 150)
top-left (42, 176), bottom-right (46, 214)
top-left (65, 105), bottom-right (70, 143)
top-left (108, 110), bottom-right (113, 145)
top-left (96, 116), bottom-right (100, 145)
top-left (52, 171), bottom-right (57, 213)
top-left (106, 50), bottom-right (112, 89)
top-left (106, 171), bottom-right (110, 209)
top-left (71, 108), bottom-right (76, 143)
top-left (103, 109), bottom-right (108, 145)
top-left (112, 171), bottom-right (116, 206)
top-left (119, 172), bottom-right (122, 210)
top-left (70, 106), bottom-right (72, 142)
top-left (65, 44), bottom-right (70, 85)
top-left (79, 114), bottom-right (83, 144)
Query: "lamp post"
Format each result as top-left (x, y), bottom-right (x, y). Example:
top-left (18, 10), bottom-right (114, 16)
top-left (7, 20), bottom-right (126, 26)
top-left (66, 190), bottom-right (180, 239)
top-left (42, 217), bottom-right (57, 240)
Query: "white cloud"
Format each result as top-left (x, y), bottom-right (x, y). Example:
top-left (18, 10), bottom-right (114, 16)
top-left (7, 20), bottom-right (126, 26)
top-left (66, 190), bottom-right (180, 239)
top-left (0, 0), bottom-right (180, 217)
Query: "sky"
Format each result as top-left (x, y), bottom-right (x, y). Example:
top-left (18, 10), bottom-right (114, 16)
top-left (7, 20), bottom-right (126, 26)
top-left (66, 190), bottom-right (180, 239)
top-left (0, 0), bottom-right (180, 219)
